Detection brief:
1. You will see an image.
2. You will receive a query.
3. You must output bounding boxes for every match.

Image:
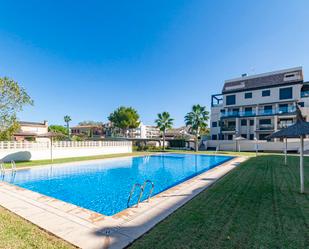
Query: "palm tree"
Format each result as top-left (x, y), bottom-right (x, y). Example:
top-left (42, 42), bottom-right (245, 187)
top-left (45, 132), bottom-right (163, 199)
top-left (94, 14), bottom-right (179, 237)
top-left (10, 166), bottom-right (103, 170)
top-left (185, 104), bottom-right (209, 152)
top-left (64, 115), bottom-right (72, 138)
top-left (155, 112), bottom-right (173, 151)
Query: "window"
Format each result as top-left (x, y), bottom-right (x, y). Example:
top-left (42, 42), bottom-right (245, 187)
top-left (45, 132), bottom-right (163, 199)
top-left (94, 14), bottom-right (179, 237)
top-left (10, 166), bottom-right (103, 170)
top-left (259, 119), bottom-right (271, 125)
top-left (264, 105), bottom-right (273, 114)
top-left (245, 92), bottom-right (252, 99)
top-left (280, 87), bottom-right (293, 100)
top-left (262, 90), bottom-right (270, 97)
top-left (244, 107), bottom-right (253, 116)
top-left (212, 122), bottom-right (217, 127)
top-left (228, 134), bottom-right (233, 140)
top-left (259, 134), bottom-right (271, 141)
top-left (226, 95), bottom-right (236, 105)
top-left (241, 134), bottom-right (247, 139)
top-left (212, 135), bottom-right (217, 140)
top-left (250, 120), bottom-right (254, 126)
top-left (241, 119), bottom-right (247, 126)
top-left (299, 102), bottom-right (305, 107)
top-left (279, 104), bottom-right (288, 113)
top-left (228, 121), bottom-right (236, 127)
top-left (249, 134), bottom-right (254, 140)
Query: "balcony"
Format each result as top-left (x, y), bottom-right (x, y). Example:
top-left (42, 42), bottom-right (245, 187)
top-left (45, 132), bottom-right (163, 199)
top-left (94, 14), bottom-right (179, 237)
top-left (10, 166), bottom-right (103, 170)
top-left (258, 109), bottom-right (274, 115)
top-left (256, 124), bottom-right (274, 131)
top-left (277, 105), bottom-right (296, 115)
top-left (301, 90), bottom-right (309, 98)
top-left (221, 106), bottom-right (296, 118)
top-left (221, 110), bottom-right (256, 118)
top-left (221, 126), bottom-right (236, 132)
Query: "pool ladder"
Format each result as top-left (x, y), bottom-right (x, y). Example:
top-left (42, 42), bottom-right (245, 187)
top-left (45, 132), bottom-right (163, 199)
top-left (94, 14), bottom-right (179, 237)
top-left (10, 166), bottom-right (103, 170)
top-left (0, 161), bottom-right (4, 175)
top-left (11, 160), bottom-right (16, 172)
top-left (127, 180), bottom-right (155, 208)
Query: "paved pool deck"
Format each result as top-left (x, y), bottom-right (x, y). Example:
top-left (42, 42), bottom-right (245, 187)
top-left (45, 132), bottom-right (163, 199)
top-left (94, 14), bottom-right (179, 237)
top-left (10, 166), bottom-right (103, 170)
top-left (0, 155), bottom-right (248, 249)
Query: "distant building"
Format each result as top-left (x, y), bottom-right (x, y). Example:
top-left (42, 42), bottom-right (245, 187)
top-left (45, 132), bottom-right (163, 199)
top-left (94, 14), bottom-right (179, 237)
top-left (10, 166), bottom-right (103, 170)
top-left (210, 67), bottom-right (309, 141)
top-left (14, 121), bottom-right (48, 141)
top-left (71, 125), bottom-right (104, 140)
top-left (134, 123), bottom-right (160, 139)
top-left (165, 126), bottom-right (192, 139)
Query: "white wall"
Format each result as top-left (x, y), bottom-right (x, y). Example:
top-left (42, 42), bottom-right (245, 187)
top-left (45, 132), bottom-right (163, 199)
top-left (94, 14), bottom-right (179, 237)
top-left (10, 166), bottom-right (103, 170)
top-left (205, 139), bottom-right (309, 152)
top-left (0, 141), bottom-right (132, 162)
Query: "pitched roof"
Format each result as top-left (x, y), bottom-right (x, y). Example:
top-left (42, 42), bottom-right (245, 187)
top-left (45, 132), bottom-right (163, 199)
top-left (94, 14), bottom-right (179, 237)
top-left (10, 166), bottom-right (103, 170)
top-left (19, 121), bottom-right (47, 127)
top-left (222, 67), bottom-right (303, 93)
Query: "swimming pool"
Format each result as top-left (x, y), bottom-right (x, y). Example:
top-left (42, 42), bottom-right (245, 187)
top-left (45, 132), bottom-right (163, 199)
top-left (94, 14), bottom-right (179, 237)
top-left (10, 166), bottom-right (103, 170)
top-left (2, 154), bottom-right (232, 216)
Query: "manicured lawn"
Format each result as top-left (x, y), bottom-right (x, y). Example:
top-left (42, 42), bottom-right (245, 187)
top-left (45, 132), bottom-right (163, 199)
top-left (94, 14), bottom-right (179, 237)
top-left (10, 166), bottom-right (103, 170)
top-left (0, 206), bottom-right (74, 249)
top-left (129, 155), bottom-right (309, 249)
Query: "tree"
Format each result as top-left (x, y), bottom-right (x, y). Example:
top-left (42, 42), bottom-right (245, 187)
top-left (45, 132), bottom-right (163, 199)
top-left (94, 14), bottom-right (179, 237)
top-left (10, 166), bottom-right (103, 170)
top-left (78, 120), bottom-right (103, 126)
top-left (184, 104), bottom-right (209, 152)
top-left (64, 115), bottom-right (72, 138)
top-left (0, 77), bottom-right (33, 140)
top-left (48, 125), bottom-right (67, 140)
top-left (155, 112), bottom-right (173, 151)
top-left (108, 106), bottom-right (140, 137)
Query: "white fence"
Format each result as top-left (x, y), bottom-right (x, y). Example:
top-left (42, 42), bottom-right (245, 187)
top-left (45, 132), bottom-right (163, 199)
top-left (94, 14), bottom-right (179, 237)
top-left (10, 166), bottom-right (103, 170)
top-left (0, 141), bottom-right (132, 162)
top-left (204, 139), bottom-right (309, 152)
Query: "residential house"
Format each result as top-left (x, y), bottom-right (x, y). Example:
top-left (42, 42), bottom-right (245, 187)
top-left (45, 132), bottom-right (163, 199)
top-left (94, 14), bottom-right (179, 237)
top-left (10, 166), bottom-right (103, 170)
top-left (13, 121), bottom-right (49, 141)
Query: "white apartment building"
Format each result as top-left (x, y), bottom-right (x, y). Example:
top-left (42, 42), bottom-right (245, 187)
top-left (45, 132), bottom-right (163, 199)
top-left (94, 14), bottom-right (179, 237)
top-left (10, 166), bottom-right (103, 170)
top-left (131, 123), bottom-right (160, 139)
top-left (210, 67), bottom-right (309, 141)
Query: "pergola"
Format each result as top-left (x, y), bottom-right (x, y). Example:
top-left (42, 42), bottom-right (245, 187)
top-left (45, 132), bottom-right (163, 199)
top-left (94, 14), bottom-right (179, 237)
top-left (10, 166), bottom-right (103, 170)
top-left (268, 106), bottom-right (309, 193)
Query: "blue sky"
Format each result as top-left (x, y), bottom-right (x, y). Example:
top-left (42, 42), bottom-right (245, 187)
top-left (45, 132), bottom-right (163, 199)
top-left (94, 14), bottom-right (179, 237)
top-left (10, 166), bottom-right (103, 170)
top-left (1, 0), bottom-right (309, 127)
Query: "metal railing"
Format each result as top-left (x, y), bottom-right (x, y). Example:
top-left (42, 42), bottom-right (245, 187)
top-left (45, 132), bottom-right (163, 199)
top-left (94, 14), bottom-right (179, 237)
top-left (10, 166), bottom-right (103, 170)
top-left (301, 90), bottom-right (309, 98)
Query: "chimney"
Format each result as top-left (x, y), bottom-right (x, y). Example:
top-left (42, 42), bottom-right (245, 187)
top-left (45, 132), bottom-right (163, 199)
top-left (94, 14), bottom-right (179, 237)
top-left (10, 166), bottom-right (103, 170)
top-left (241, 73), bottom-right (247, 77)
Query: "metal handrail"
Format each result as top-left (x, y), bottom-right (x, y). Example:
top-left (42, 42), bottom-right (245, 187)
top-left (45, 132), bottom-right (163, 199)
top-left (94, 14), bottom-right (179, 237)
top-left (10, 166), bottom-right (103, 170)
top-left (11, 160), bottom-right (16, 172)
top-left (127, 183), bottom-right (144, 208)
top-left (0, 161), bottom-right (5, 175)
top-left (142, 180), bottom-right (155, 202)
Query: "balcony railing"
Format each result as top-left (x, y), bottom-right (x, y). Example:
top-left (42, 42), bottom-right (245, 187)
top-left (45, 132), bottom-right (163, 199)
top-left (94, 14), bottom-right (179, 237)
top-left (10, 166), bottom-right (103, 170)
top-left (256, 124), bottom-right (274, 130)
top-left (258, 109), bottom-right (274, 115)
top-left (221, 126), bottom-right (236, 131)
top-left (221, 110), bottom-right (256, 118)
top-left (301, 91), bottom-right (309, 98)
top-left (221, 106), bottom-right (296, 118)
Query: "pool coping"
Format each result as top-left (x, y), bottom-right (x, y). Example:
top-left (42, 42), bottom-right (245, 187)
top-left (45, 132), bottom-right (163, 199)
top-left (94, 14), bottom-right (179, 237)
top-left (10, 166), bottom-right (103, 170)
top-left (0, 155), bottom-right (248, 249)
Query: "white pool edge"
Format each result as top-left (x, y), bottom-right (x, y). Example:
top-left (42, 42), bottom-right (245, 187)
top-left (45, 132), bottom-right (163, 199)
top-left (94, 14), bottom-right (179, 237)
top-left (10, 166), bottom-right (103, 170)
top-left (0, 155), bottom-right (248, 249)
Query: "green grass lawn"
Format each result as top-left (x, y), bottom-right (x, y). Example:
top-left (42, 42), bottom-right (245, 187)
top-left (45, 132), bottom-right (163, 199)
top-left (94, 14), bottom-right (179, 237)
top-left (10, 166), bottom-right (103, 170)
top-left (129, 155), bottom-right (309, 249)
top-left (0, 206), bottom-right (74, 249)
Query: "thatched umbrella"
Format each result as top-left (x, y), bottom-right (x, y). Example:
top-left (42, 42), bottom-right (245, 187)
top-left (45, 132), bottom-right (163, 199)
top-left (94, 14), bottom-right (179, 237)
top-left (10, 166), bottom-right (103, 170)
top-left (268, 106), bottom-right (309, 193)
top-left (37, 132), bottom-right (65, 162)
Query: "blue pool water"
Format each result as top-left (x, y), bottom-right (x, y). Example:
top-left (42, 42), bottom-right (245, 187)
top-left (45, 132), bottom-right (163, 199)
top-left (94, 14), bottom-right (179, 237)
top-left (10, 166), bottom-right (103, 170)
top-left (1, 154), bottom-right (232, 216)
